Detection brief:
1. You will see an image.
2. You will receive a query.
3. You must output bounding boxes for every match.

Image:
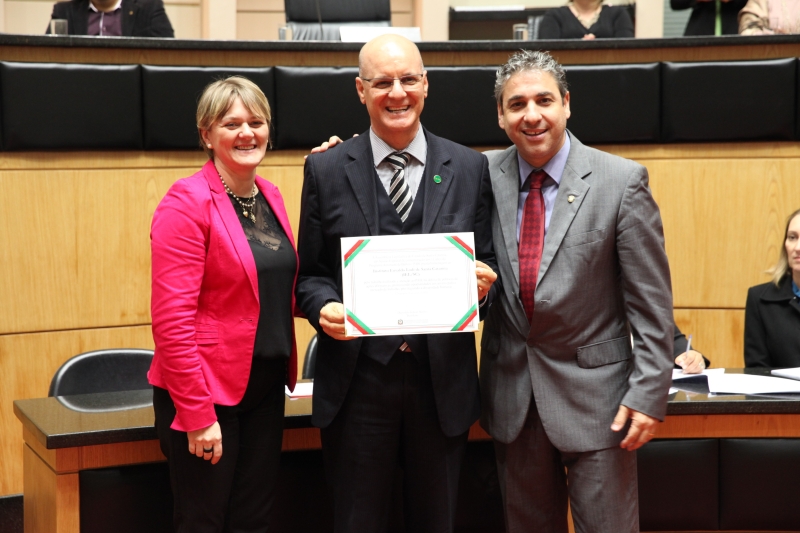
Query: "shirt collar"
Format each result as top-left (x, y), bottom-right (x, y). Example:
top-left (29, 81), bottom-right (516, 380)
top-left (793, 280), bottom-right (800, 299)
top-left (369, 126), bottom-right (427, 168)
top-left (518, 132), bottom-right (571, 188)
top-left (89, 0), bottom-right (122, 12)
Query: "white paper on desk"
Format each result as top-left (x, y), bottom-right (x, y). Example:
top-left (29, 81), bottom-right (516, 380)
top-left (341, 233), bottom-right (479, 337)
top-left (671, 368), bottom-right (725, 381)
top-left (706, 373), bottom-right (800, 394)
top-left (771, 367), bottom-right (800, 381)
top-left (285, 382), bottom-right (313, 398)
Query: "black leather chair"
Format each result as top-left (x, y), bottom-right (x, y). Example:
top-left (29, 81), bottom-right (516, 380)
top-left (48, 349), bottom-right (154, 397)
top-left (0, 61), bottom-right (142, 150)
top-left (285, 0), bottom-right (391, 40)
top-left (565, 63), bottom-right (661, 144)
top-left (141, 66), bottom-right (275, 150)
top-left (274, 67), bottom-right (369, 148)
top-left (637, 438), bottom-right (719, 531)
top-left (302, 334), bottom-right (318, 380)
top-left (719, 438), bottom-right (800, 530)
top-left (662, 58), bottom-right (796, 142)
top-left (425, 67), bottom-right (510, 146)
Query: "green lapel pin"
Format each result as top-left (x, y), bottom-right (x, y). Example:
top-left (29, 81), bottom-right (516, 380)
top-left (433, 175), bottom-right (442, 184)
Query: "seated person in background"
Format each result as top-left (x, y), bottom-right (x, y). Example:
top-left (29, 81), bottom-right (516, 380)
top-left (539, 0), bottom-right (634, 40)
top-left (739, 0), bottom-right (800, 34)
top-left (671, 0), bottom-right (748, 36)
top-left (745, 208), bottom-right (800, 367)
top-left (674, 324), bottom-right (709, 373)
top-left (46, 0), bottom-right (174, 37)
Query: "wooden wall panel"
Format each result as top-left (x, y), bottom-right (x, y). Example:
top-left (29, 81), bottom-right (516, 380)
top-left (3, 142), bottom-right (798, 499)
top-left (674, 309), bottom-right (745, 369)
top-left (646, 158), bottom-right (800, 309)
top-left (0, 155), bottom-right (306, 335)
top-left (0, 167), bottom-right (192, 333)
top-left (1, 326), bottom-right (154, 496)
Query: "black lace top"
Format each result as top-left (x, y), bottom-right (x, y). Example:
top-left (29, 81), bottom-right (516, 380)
top-left (229, 191), bottom-right (296, 360)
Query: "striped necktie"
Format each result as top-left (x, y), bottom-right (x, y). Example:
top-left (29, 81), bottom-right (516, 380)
top-left (386, 152), bottom-right (413, 222)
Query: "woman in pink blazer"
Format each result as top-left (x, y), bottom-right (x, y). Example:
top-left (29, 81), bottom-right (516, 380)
top-left (148, 76), bottom-right (298, 533)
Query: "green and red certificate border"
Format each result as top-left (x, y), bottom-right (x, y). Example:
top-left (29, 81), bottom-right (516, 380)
top-left (341, 233), bottom-right (479, 336)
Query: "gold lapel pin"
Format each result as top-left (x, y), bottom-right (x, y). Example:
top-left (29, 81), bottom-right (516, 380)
top-left (568, 195), bottom-right (575, 203)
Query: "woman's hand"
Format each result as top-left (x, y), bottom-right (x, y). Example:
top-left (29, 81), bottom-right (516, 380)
top-left (674, 350), bottom-right (706, 374)
top-left (188, 421), bottom-right (223, 464)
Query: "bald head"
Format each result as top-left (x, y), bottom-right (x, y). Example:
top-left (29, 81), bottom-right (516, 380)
top-left (354, 34), bottom-right (429, 151)
top-left (358, 34), bottom-right (424, 78)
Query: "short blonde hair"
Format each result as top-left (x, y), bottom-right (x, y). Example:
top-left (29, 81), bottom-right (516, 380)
top-left (767, 208), bottom-right (800, 286)
top-left (196, 76), bottom-right (272, 158)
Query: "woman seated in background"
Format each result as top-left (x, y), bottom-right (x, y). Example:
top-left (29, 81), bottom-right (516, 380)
top-left (671, 0), bottom-right (749, 36)
top-left (674, 324), bottom-right (709, 373)
top-left (148, 76), bottom-right (298, 532)
top-left (739, 0), bottom-right (800, 35)
top-left (745, 208), bottom-right (800, 367)
top-left (539, 0), bottom-right (634, 40)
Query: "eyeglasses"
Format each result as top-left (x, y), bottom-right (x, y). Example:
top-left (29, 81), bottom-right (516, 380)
top-left (360, 74), bottom-right (425, 91)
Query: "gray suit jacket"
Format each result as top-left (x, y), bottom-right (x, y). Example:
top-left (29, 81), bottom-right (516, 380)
top-left (479, 133), bottom-right (674, 452)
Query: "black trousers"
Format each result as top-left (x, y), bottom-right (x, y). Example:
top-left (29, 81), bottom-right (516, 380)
top-left (153, 357), bottom-right (286, 533)
top-left (321, 351), bottom-right (468, 533)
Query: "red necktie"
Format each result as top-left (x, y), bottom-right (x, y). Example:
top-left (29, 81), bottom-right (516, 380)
top-left (519, 170), bottom-right (547, 321)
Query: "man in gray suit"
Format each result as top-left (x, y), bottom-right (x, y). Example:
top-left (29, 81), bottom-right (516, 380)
top-left (480, 50), bottom-right (674, 533)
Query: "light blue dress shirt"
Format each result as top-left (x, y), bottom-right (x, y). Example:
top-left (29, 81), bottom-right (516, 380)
top-left (515, 133), bottom-right (571, 243)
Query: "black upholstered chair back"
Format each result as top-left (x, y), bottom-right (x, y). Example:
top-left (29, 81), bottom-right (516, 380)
top-left (302, 334), bottom-right (318, 380)
top-left (285, 0), bottom-right (390, 23)
top-left (0, 61), bottom-right (142, 151)
top-left (1, 58), bottom-right (800, 150)
top-left (284, 0), bottom-right (391, 40)
top-left (141, 65), bottom-right (275, 150)
top-left (48, 349), bottom-right (154, 397)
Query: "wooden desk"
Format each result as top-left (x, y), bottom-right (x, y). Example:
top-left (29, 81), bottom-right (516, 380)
top-left (15, 370), bottom-right (800, 533)
top-left (3, 33), bottom-right (800, 67)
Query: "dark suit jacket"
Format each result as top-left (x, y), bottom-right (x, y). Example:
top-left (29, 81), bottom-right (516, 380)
top-left (296, 128), bottom-right (498, 437)
top-left (673, 323), bottom-right (711, 367)
top-left (539, 6), bottom-right (634, 39)
top-left (744, 276), bottom-right (800, 367)
top-left (48, 0), bottom-right (174, 37)
top-left (670, 0), bottom-right (748, 36)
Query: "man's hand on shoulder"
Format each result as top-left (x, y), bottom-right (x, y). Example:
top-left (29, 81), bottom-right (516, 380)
top-left (611, 405), bottom-right (658, 451)
top-left (304, 135), bottom-right (353, 160)
top-left (319, 302), bottom-right (354, 341)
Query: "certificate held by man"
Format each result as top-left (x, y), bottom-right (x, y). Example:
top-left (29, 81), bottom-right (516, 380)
top-left (341, 232), bottom-right (480, 336)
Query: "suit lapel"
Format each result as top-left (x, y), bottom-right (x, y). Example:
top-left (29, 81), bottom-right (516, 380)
top-left (421, 131), bottom-right (454, 233)
top-left (203, 162), bottom-right (259, 300)
top-left (344, 134), bottom-right (379, 235)
top-left (121, 0), bottom-right (134, 36)
top-left (537, 135), bottom-right (591, 286)
top-left (72, 0), bottom-right (89, 35)
top-left (494, 147), bottom-right (522, 289)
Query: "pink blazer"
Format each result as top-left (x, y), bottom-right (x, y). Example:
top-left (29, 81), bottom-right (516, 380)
top-left (148, 160), bottom-right (298, 432)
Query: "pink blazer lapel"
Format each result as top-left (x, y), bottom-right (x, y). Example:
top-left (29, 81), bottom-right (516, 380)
top-left (202, 161), bottom-right (259, 300)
